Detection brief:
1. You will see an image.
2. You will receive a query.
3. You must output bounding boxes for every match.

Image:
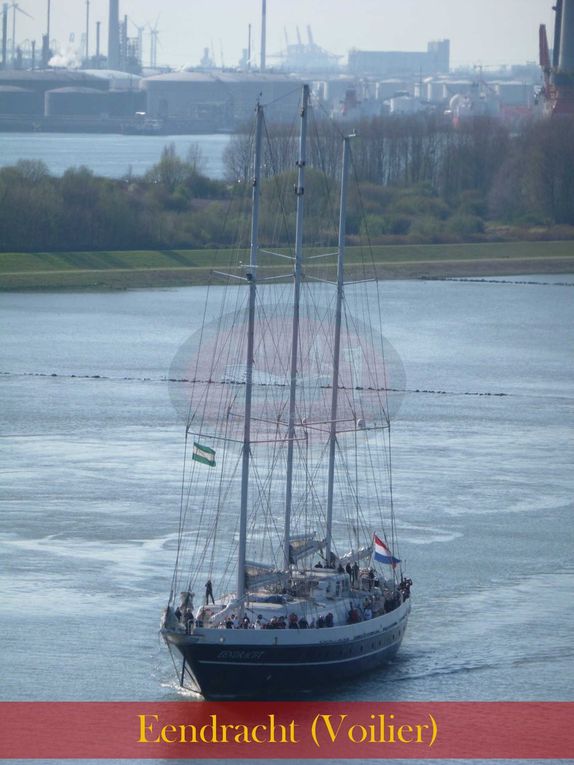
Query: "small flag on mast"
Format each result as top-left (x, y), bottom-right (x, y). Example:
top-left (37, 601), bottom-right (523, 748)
top-left (192, 442), bottom-right (216, 467)
top-left (373, 533), bottom-right (400, 567)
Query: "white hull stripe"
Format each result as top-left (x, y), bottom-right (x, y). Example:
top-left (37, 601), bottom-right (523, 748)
top-left (196, 638), bottom-right (404, 667)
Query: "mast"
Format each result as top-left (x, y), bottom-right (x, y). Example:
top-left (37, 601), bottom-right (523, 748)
top-left (237, 101), bottom-right (264, 601)
top-left (283, 84), bottom-right (309, 570)
top-left (325, 133), bottom-right (353, 564)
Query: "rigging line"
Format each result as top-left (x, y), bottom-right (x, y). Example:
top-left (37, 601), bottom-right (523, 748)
top-left (175, 131), bottom-right (258, 596)
top-left (262, 113), bottom-right (295, 254)
top-left (254, 290), bottom-right (291, 387)
top-left (178, 282), bottom-right (225, 584)
top-left (185, 279), bottom-right (213, 429)
top-left (261, 83), bottom-right (306, 109)
top-left (295, 433), bottom-right (331, 538)
top-left (344, 311), bottom-right (386, 424)
top-left (211, 452), bottom-right (243, 592)
top-left (309, 107), bottom-right (340, 244)
top-left (261, 418), bottom-right (284, 565)
top-left (347, 140), bottom-right (396, 422)
top-left (174, 280), bottom-right (214, 590)
top-left (303, 427), bottom-right (310, 543)
top-left (220, 119), bottom-right (257, 241)
top-left (186, 315), bottom-right (249, 588)
top-left (335, 434), bottom-right (371, 550)
top-left (180, 458), bottom-right (215, 591)
top-left (181, 410), bottom-right (234, 584)
top-left (363, 417), bottom-right (391, 541)
top-left (314, 96), bottom-right (346, 141)
top-left (188, 454), bottom-right (235, 595)
top-left (342, 281), bottom-right (392, 424)
top-left (207, 400), bottom-right (234, 579)
top-left (170, 430), bottom-right (196, 602)
top-left (249, 447), bottom-right (285, 562)
top-left (171, 427), bottom-right (191, 601)
top-left (386, 424), bottom-right (400, 576)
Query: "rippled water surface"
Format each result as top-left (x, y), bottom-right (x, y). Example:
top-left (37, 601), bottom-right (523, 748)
top-left (1, 276), bottom-right (573, 762)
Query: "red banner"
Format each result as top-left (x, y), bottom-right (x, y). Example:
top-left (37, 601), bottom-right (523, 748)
top-left (1, 702), bottom-right (572, 759)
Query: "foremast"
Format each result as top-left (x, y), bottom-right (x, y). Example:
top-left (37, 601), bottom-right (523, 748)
top-left (237, 101), bottom-right (264, 602)
top-left (283, 84), bottom-right (310, 570)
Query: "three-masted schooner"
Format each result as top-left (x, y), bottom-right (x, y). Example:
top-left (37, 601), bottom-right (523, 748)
top-left (161, 85), bottom-right (411, 700)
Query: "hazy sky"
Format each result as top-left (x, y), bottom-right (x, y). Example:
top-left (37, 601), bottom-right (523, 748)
top-left (17, 0), bottom-right (555, 70)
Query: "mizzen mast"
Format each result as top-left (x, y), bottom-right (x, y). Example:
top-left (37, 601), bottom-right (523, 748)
top-left (325, 133), bottom-right (354, 564)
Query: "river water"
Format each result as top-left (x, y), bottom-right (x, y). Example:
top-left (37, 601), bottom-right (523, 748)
top-left (1, 276), bottom-right (573, 763)
top-left (0, 132), bottom-right (232, 179)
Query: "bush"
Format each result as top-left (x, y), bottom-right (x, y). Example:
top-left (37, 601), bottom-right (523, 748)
top-left (391, 194), bottom-right (450, 220)
top-left (456, 190), bottom-right (487, 218)
top-left (408, 216), bottom-right (445, 242)
top-left (446, 214), bottom-right (485, 236)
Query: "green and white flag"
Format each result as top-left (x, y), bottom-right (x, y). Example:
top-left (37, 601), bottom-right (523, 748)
top-left (192, 441), bottom-right (216, 467)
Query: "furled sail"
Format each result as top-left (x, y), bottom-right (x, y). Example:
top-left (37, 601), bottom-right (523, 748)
top-left (288, 534), bottom-right (326, 564)
top-left (338, 545), bottom-right (373, 566)
top-left (244, 561), bottom-right (287, 589)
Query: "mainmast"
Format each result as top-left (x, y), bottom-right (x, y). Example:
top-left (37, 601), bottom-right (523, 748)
top-left (325, 133), bottom-right (353, 563)
top-left (283, 84), bottom-right (310, 570)
top-left (237, 102), bottom-right (264, 601)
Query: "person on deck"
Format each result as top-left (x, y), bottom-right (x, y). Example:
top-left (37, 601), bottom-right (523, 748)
top-left (205, 580), bottom-right (215, 604)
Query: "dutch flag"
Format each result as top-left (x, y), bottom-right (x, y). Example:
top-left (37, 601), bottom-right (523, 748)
top-left (373, 533), bottom-right (401, 567)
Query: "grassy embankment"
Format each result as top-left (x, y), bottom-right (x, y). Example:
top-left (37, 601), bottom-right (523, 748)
top-left (1, 240), bottom-right (574, 290)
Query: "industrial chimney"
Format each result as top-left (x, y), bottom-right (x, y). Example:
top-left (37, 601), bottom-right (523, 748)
top-left (1, 3), bottom-right (7, 70)
top-left (260, 0), bottom-right (266, 72)
top-left (558, 0), bottom-right (574, 73)
top-left (108, 0), bottom-right (120, 69)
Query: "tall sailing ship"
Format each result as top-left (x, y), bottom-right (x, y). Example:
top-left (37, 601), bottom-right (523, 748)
top-left (161, 85), bottom-right (412, 700)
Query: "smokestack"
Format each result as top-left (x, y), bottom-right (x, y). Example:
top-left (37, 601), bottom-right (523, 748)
top-left (96, 20), bottom-right (101, 64)
top-left (1, 3), bottom-right (7, 70)
top-left (108, 0), bottom-right (120, 69)
top-left (247, 23), bottom-right (251, 70)
top-left (553, 0), bottom-right (563, 69)
top-left (559, 0), bottom-right (574, 72)
top-left (41, 34), bottom-right (49, 67)
top-left (122, 13), bottom-right (128, 67)
top-left (85, 0), bottom-right (90, 62)
top-left (260, 0), bottom-right (266, 72)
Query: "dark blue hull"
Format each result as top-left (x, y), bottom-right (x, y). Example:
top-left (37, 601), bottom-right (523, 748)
top-left (165, 609), bottom-right (409, 700)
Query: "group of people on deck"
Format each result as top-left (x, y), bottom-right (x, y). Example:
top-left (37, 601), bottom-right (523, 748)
top-left (220, 612), bottom-right (333, 630)
top-left (175, 567), bottom-right (410, 633)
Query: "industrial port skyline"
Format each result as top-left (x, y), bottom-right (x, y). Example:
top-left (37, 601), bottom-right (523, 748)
top-left (12, 0), bottom-right (555, 71)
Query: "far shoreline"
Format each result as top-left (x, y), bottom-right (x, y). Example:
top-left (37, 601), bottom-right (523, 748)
top-left (1, 240), bottom-right (573, 291)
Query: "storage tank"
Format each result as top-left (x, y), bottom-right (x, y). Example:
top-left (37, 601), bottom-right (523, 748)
top-left (82, 69), bottom-right (142, 91)
top-left (441, 80), bottom-right (473, 99)
top-left (142, 72), bottom-right (227, 119)
top-left (323, 76), bottom-right (357, 104)
top-left (377, 79), bottom-right (412, 100)
top-left (44, 87), bottom-right (109, 117)
top-left (218, 72), bottom-right (302, 124)
top-left (0, 85), bottom-right (42, 115)
top-left (389, 95), bottom-right (424, 114)
top-left (107, 88), bottom-right (146, 116)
